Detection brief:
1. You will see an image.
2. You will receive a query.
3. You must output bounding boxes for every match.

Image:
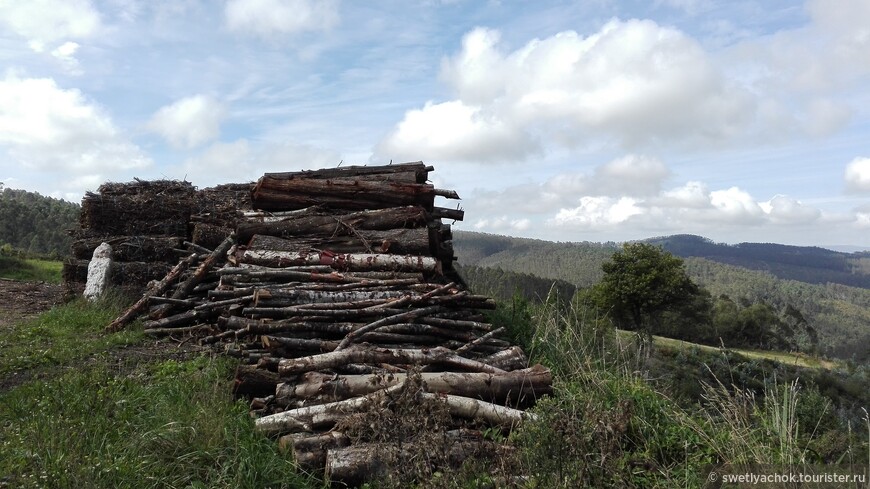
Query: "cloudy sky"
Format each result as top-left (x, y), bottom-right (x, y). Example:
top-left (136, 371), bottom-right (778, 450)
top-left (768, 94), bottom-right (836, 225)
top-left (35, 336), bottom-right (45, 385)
top-left (1, 0), bottom-right (869, 248)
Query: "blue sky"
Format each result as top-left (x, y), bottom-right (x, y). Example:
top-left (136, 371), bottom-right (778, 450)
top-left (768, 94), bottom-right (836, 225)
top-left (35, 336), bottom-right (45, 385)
top-left (1, 0), bottom-right (869, 248)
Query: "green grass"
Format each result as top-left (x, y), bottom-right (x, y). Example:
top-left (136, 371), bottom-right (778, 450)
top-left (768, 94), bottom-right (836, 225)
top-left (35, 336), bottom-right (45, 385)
top-left (0, 356), bottom-right (315, 488)
top-left (0, 255), bottom-right (63, 282)
top-left (649, 334), bottom-right (843, 371)
top-left (0, 295), bottom-right (143, 377)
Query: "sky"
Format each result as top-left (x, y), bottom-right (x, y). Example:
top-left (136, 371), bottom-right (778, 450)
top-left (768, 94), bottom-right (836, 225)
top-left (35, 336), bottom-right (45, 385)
top-left (1, 0), bottom-right (869, 249)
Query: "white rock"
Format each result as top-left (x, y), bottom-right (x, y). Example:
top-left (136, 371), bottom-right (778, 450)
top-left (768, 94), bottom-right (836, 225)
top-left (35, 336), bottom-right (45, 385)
top-left (84, 242), bottom-right (113, 301)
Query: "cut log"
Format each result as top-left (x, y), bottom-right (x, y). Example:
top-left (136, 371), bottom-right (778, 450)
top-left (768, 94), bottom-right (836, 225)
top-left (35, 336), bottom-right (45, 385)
top-left (246, 227), bottom-right (431, 255)
top-left (325, 439), bottom-right (498, 486)
top-left (264, 162), bottom-right (432, 184)
top-left (150, 235), bottom-right (236, 319)
top-left (278, 346), bottom-right (506, 376)
top-left (105, 253), bottom-right (199, 332)
top-left (276, 366), bottom-right (552, 407)
top-left (236, 206), bottom-right (429, 243)
top-left (251, 177), bottom-right (449, 212)
top-left (234, 249), bottom-right (438, 273)
top-left (481, 346), bottom-right (528, 371)
top-left (233, 364), bottom-right (281, 398)
top-left (278, 431), bottom-right (351, 471)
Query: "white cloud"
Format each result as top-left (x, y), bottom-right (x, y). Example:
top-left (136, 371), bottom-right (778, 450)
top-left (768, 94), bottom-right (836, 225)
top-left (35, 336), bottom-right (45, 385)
top-left (50, 41), bottom-right (82, 75)
top-left (0, 0), bottom-right (101, 46)
top-left (225, 0), bottom-right (339, 38)
top-left (550, 196), bottom-right (643, 228)
top-left (375, 100), bottom-right (537, 163)
top-left (473, 216), bottom-right (532, 233)
top-left (760, 195), bottom-right (821, 224)
top-left (0, 74), bottom-right (150, 174)
top-left (709, 187), bottom-right (765, 223)
top-left (845, 157), bottom-right (870, 192)
top-left (147, 95), bottom-right (226, 149)
top-left (179, 138), bottom-right (341, 187)
top-left (380, 20), bottom-right (754, 162)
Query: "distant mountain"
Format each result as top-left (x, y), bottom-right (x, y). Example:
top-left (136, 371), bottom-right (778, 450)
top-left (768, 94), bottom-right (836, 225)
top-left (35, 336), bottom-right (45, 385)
top-left (644, 234), bottom-right (870, 289)
top-left (453, 230), bottom-right (870, 361)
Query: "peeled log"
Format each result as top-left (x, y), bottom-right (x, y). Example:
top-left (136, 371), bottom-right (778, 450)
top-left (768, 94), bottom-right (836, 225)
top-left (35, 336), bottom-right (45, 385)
top-left (235, 249), bottom-right (438, 273)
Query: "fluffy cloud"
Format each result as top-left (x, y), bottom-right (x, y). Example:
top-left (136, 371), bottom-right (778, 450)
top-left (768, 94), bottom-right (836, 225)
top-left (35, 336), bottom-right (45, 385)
top-left (0, 74), bottom-right (150, 174)
top-left (374, 101), bottom-right (537, 163)
top-left (845, 157), bottom-right (870, 192)
top-left (179, 138), bottom-right (341, 187)
top-left (379, 20), bottom-right (752, 162)
top-left (147, 95), bottom-right (226, 149)
top-left (473, 216), bottom-right (531, 233)
top-left (225, 0), bottom-right (339, 38)
top-left (0, 0), bottom-right (101, 46)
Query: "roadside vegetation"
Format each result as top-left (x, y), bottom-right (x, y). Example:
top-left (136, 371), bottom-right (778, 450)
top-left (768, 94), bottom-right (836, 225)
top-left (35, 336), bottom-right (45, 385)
top-left (0, 250), bottom-right (63, 283)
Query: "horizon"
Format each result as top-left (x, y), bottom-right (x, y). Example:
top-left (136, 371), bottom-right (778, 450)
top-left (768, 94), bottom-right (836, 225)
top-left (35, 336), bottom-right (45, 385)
top-left (1, 1), bottom-right (869, 249)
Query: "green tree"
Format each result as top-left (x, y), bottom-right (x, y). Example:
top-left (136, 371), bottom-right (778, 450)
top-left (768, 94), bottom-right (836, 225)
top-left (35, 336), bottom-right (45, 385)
top-left (593, 243), bottom-right (702, 338)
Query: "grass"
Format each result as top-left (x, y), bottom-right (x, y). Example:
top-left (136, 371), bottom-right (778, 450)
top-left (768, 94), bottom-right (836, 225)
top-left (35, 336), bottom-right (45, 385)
top-left (0, 255), bottom-right (63, 283)
top-left (650, 334), bottom-right (844, 371)
top-left (0, 356), bottom-right (315, 488)
top-left (0, 295), bottom-right (143, 377)
top-left (0, 296), bottom-right (316, 489)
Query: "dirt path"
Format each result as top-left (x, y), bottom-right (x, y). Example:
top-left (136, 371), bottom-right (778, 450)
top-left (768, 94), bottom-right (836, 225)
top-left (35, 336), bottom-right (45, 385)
top-left (0, 278), bottom-right (65, 325)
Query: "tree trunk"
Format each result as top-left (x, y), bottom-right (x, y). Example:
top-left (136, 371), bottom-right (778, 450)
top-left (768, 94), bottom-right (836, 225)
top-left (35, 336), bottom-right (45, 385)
top-left (277, 346), bottom-right (506, 376)
top-left (234, 249), bottom-right (439, 273)
top-left (233, 364), bottom-right (281, 398)
top-left (246, 227), bottom-right (431, 255)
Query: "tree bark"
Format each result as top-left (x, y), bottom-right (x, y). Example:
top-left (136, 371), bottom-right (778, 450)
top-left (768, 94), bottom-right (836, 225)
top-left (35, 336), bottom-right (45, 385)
top-left (233, 364), bottom-right (281, 398)
top-left (236, 206), bottom-right (429, 243)
top-left (252, 177), bottom-right (449, 212)
top-left (246, 227), bottom-right (431, 255)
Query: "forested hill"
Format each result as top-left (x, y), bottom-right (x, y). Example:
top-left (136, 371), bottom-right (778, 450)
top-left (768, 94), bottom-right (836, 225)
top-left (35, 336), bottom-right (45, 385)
top-left (0, 186), bottom-right (80, 256)
top-left (453, 230), bottom-right (870, 361)
top-left (646, 234), bottom-right (870, 289)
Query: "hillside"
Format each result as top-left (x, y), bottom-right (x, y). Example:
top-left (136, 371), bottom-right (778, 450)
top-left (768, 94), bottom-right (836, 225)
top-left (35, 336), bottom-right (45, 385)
top-left (647, 234), bottom-right (870, 288)
top-left (0, 186), bottom-right (80, 256)
top-left (453, 231), bottom-right (870, 362)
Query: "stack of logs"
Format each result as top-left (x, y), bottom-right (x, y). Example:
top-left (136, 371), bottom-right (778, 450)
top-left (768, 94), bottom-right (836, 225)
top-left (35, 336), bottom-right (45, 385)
top-left (104, 163), bottom-right (552, 485)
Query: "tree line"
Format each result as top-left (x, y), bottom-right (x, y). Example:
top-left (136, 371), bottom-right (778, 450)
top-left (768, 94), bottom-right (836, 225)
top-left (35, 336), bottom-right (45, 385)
top-left (0, 185), bottom-right (80, 257)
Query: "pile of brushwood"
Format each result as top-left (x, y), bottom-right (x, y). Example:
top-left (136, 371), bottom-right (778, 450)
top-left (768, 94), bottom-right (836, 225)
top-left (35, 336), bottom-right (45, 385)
top-left (100, 163), bottom-right (552, 486)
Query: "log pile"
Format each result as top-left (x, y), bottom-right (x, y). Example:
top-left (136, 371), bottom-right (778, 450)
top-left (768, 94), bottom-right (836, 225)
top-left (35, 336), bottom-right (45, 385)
top-left (99, 163), bottom-right (551, 485)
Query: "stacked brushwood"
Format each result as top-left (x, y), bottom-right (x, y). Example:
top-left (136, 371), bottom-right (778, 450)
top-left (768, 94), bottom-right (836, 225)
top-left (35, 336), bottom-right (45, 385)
top-left (104, 163), bottom-right (552, 486)
top-left (64, 179), bottom-right (254, 293)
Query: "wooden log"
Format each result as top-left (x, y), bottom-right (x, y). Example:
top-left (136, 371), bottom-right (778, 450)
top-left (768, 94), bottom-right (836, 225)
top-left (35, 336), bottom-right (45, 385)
top-left (455, 327), bottom-right (505, 355)
top-left (235, 249), bottom-right (439, 273)
top-left (233, 364), bottom-right (281, 398)
top-left (247, 227), bottom-right (431, 255)
top-left (278, 431), bottom-right (351, 471)
top-left (252, 288), bottom-right (409, 307)
top-left (481, 346), bottom-right (528, 371)
top-left (151, 235), bottom-right (236, 319)
top-left (335, 305), bottom-right (446, 350)
top-left (106, 253), bottom-right (199, 332)
top-left (142, 324), bottom-right (213, 336)
top-left (325, 439), bottom-right (498, 486)
top-left (277, 366), bottom-right (552, 407)
top-left (236, 206), bottom-right (429, 243)
top-left (252, 176), bottom-right (450, 212)
top-left (278, 346), bottom-right (506, 376)
top-left (264, 162), bottom-right (432, 184)
top-left (255, 384), bottom-right (407, 436)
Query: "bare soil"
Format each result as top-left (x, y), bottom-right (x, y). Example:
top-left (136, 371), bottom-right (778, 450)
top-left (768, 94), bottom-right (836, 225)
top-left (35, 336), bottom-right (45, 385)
top-left (0, 278), bottom-right (65, 325)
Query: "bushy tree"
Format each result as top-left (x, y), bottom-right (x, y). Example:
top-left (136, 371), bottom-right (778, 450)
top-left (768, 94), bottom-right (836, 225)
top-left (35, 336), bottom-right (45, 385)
top-left (593, 243), bottom-right (702, 338)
